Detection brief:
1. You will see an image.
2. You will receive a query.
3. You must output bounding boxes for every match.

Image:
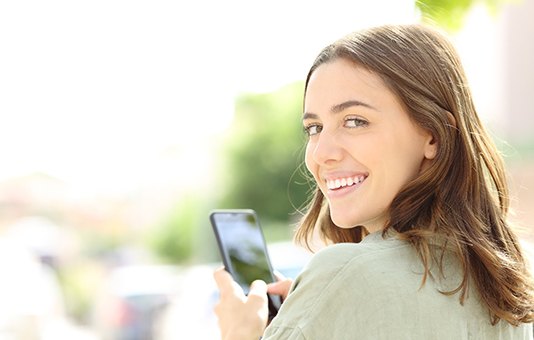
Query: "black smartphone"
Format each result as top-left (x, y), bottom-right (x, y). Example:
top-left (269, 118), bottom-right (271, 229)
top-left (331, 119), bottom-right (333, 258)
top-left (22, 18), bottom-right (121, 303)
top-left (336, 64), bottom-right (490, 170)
top-left (210, 209), bottom-right (281, 319)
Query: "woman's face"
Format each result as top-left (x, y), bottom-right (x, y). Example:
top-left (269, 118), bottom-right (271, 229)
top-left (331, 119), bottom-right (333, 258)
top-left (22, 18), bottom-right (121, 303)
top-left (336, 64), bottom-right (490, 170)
top-left (304, 58), bottom-right (436, 233)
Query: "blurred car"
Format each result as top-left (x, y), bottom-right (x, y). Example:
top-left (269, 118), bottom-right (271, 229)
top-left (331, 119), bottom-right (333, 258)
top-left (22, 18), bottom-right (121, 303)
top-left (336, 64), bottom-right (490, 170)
top-left (267, 241), bottom-right (313, 279)
top-left (92, 264), bottom-right (182, 340)
top-left (0, 234), bottom-right (98, 340)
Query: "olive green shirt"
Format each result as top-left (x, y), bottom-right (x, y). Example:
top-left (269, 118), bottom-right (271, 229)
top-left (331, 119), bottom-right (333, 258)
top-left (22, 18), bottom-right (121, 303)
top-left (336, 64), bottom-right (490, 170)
top-left (263, 231), bottom-right (532, 339)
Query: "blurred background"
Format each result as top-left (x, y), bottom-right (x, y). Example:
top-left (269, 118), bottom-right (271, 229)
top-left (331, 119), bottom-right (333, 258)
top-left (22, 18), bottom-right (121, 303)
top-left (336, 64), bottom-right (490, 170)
top-left (0, 0), bottom-right (533, 339)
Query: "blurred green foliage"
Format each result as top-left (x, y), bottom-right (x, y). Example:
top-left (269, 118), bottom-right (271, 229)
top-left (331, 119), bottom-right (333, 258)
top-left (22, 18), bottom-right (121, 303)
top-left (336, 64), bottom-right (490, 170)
top-left (215, 82), bottom-right (312, 229)
top-left (416, 0), bottom-right (517, 31)
top-left (57, 260), bottom-right (102, 324)
top-left (147, 195), bottom-right (199, 263)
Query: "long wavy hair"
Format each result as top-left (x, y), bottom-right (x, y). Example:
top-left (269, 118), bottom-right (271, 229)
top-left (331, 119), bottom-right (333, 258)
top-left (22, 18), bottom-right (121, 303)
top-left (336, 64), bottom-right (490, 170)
top-left (294, 24), bottom-right (534, 326)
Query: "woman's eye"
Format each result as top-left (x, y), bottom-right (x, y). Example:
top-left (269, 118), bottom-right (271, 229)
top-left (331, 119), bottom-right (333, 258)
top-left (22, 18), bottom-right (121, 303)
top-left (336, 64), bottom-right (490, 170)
top-left (344, 117), bottom-right (368, 128)
top-left (304, 124), bottom-right (322, 136)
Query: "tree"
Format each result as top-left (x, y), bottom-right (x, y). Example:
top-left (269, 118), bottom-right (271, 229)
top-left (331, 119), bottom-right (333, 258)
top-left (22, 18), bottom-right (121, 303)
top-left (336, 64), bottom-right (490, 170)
top-left (416, 0), bottom-right (517, 31)
top-left (215, 82), bottom-right (312, 232)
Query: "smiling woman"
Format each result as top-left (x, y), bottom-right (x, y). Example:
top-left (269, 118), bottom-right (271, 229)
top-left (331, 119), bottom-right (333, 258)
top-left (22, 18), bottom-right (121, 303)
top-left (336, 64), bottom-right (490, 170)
top-left (213, 24), bottom-right (534, 340)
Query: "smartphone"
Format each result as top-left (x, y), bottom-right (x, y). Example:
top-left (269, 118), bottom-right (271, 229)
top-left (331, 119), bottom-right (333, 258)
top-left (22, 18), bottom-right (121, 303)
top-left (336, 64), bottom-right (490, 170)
top-left (210, 209), bottom-right (281, 319)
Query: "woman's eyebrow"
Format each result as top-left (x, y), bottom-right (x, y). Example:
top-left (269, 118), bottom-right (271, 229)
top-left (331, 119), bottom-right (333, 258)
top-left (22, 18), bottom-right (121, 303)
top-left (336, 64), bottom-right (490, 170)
top-left (331, 100), bottom-right (376, 113)
top-left (302, 112), bottom-right (318, 120)
top-left (303, 99), bottom-right (377, 120)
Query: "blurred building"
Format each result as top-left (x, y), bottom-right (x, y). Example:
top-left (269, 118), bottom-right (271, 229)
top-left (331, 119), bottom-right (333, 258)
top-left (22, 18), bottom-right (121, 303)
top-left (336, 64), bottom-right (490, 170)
top-left (457, 0), bottom-right (534, 242)
top-left (501, 0), bottom-right (534, 144)
top-left (500, 0), bottom-right (534, 242)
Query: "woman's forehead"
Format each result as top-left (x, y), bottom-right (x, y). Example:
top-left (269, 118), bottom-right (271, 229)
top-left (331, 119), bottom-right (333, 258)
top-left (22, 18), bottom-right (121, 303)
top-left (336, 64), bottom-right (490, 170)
top-left (304, 59), bottom-right (401, 114)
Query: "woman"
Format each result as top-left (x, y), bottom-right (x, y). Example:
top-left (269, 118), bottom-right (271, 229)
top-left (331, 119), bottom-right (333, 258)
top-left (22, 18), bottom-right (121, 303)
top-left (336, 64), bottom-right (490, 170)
top-left (214, 24), bottom-right (534, 339)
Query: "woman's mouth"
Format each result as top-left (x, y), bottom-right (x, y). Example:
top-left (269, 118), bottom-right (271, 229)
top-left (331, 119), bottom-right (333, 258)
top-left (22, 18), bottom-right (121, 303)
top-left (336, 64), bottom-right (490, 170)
top-left (326, 175), bottom-right (367, 190)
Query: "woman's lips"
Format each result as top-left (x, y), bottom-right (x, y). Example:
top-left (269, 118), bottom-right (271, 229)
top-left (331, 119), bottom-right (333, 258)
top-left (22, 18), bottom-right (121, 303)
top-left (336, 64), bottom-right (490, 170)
top-left (325, 174), bottom-right (368, 198)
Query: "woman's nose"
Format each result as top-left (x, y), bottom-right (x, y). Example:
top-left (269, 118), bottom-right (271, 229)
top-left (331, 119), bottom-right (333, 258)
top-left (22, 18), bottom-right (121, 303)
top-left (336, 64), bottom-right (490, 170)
top-left (311, 129), bottom-right (344, 165)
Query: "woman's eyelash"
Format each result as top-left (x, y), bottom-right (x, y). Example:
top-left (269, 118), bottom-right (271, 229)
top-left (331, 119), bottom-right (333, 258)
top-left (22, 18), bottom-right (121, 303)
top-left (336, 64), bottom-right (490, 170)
top-left (303, 124), bottom-right (322, 136)
top-left (344, 117), bottom-right (368, 128)
top-left (303, 118), bottom-right (367, 136)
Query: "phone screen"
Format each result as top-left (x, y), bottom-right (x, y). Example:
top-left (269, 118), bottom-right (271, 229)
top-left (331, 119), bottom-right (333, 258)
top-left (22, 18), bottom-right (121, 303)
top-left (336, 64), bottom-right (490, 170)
top-left (210, 210), bottom-right (281, 316)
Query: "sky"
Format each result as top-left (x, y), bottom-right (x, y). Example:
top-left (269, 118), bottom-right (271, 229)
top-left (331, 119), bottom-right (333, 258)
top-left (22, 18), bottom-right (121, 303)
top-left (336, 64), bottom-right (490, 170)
top-left (0, 0), bottom-right (503, 196)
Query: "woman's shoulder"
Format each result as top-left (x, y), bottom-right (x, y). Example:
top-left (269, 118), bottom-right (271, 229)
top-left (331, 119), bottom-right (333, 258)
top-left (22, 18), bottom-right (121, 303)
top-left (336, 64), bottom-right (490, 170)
top-left (290, 231), bottom-right (413, 294)
top-left (265, 233), bottom-right (418, 338)
top-left (307, 231), bottom-right (411, 271)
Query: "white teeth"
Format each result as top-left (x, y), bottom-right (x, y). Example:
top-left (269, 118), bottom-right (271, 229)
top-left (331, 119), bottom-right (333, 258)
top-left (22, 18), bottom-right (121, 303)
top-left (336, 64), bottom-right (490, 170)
top-left (326, 175), bottom-right (366, 190)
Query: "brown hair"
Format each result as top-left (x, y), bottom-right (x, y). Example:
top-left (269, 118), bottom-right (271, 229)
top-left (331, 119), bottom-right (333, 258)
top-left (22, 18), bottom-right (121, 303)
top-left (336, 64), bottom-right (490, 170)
top-left (295, 24), bottom-right (534, 326)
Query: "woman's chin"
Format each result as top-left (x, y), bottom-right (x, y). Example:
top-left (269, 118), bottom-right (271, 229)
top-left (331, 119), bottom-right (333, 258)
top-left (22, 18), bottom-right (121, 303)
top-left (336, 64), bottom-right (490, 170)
top-left (330, 215), bottom-right (358, 229)
top-left (330, 212), bottom-right (387, 232)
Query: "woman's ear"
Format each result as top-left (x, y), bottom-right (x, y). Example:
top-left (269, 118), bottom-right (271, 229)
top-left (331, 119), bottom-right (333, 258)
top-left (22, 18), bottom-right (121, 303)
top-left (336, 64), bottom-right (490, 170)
top-left (423, 110), bottom-right (455, 161)
top-left (424, 134), bottom-right (437, 160)
top-left (420, 133), bottom-right (437, 173)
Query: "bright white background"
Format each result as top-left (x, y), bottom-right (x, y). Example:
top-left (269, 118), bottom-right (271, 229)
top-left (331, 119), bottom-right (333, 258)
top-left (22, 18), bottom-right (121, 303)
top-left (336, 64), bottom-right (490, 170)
top-left (0, 0), bottom-right (506, 197)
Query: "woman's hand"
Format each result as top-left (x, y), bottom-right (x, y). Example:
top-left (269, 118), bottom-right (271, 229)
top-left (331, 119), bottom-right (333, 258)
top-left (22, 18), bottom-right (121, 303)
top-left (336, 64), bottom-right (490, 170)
top-left (267, 271), bottom-right (293, 301)
top-left (213, 268), bottom-right (269, 340)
